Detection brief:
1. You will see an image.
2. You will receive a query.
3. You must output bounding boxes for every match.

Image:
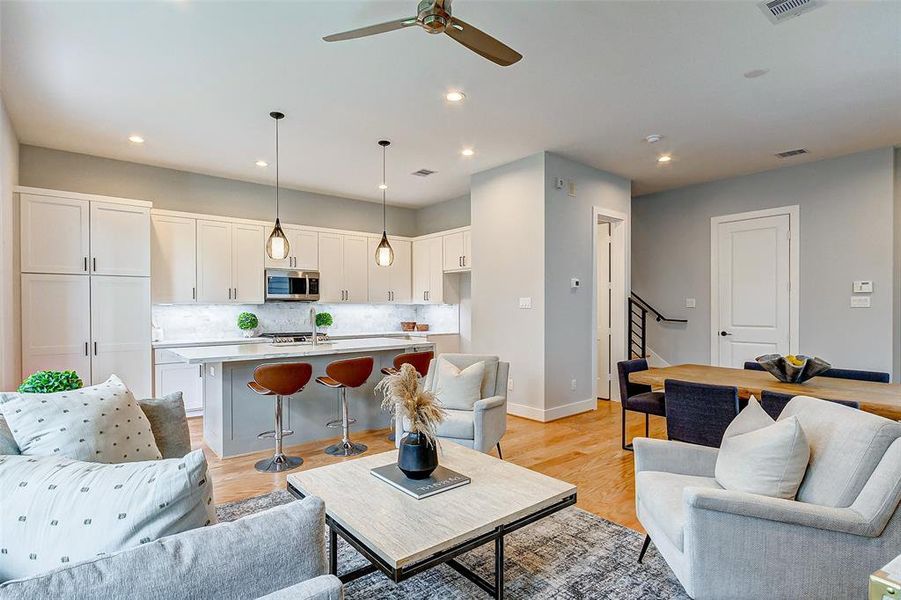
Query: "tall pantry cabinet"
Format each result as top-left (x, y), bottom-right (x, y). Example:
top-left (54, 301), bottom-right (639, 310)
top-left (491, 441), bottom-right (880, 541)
top-left (19, 187), bottom-right (153, 398)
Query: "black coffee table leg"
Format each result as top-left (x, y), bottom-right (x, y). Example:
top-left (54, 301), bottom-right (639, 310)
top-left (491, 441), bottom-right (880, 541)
top-left (329, 523), bottom-right (338, 576)
top-left (495, 533), bottom-right (504, 599)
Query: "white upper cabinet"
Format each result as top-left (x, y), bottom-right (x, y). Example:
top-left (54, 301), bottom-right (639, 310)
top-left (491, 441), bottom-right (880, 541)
top-left (90, 201), bottom-right (151, 276)
top-left (91, 275), bottom-right (152, 399)
top-left (318, 233), bottom-right (368, 303)
top-left (342, 235), bottom-right (368, 303)
top-left (151, 214), bottom-right (197, 304)
top-left (368, 237), bottom-right (411, 303)
top-left (196, 220), bottom-right (233, 303)
top-left (21, 273), bottom-right (92, 381)
top-left (264, 226), bottom-right (318, 270)
top-left (442, 229), bottom-right (471, 272)
top-left (20, 193), bottom-right (90, 274)
top-left (232, 223), bottom-right (265, 304)
top-left (413, 237), bottom-right (444, 304)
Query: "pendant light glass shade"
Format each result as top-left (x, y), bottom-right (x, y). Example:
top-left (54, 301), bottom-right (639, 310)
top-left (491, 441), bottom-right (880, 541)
top-left (267, 218), bottom-right (289, 260)
top-left (375, 231), bottom-right (394, 267)
top-left (375, 140), bottom-right (394, 267)
top-left (266, 111), bottom-right (290, 261)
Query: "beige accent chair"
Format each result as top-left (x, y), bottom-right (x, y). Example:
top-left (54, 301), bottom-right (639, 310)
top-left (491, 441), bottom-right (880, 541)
top-left (634, 396), bottom-right (901, 599)
top-left (396, 354), bottom-right (509, 456)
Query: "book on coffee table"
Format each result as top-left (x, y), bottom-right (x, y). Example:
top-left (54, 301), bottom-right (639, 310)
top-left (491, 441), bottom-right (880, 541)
top-left (370, 464), bottom-right (471, 499)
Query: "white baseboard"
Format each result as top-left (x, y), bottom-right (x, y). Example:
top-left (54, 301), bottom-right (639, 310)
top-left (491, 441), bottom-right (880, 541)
top-left (507, 397), bottom-right (596, 423)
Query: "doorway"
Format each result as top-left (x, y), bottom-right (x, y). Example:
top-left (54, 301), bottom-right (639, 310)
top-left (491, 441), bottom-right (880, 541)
top-left (592, 207), bottom-right (628, 402)
top-left (710, 206), bottom-right (799, 367)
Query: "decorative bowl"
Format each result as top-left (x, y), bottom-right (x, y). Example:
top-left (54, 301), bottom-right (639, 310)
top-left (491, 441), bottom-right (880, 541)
top-left (401, 321), bottom-right (417, 332)
top-left (415, 323), bottom-right (430, 332)
top-left (755, 354), bottom-right (831, 384)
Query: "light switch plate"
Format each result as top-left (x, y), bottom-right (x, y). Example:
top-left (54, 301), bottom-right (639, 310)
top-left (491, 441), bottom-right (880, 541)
top-left (685, 298), bottom-right (696, 308)
top-left (853, 280), bottom-right (873, 293)
top-left (850, 296), bottom-right (871, 308)
top-left (507, 377), bottom-right (514, 391)
top-left (519, 297), bottom-right (532, 309)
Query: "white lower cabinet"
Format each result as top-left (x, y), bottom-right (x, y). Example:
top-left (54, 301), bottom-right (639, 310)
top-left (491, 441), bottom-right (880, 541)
top-left (21, 274), bottom-right (151, 398)
top-left (155, 361), bottom-right (204, 414)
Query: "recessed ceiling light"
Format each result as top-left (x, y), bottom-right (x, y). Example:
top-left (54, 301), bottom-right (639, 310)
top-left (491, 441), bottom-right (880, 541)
top-left (255, 160), bottom-right (268, 167)
top-left (461, 148), bottom-right (474, 157)
top-left (378, 183), bottom-right (388, 190)
top-left (445, 91), bottom-right (466, 103)
top-left (657, 154), bottom-right (672, 163)
top-left (128, 135), bottom-right (144, 144)
top-left (645, 134), bottom-right (663, 144)
top-left (743, 69), bottom-right (769, 79)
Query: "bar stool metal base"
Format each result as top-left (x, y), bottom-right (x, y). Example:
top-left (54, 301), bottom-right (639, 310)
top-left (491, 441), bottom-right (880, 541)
top-left (254, 454), bottom-right (303, 473)
top-left (325, 441), bottom-right (368, 457)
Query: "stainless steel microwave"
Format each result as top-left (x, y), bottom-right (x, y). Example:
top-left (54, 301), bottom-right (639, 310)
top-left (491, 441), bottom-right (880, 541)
top-left (265, 269), bottom-right (320, 302)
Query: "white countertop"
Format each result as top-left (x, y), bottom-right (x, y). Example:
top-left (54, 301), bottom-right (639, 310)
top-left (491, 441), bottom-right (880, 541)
top-left (152, 331), bottom-right (458, 349)
top-left (168, 337), bottom-right (435, 364)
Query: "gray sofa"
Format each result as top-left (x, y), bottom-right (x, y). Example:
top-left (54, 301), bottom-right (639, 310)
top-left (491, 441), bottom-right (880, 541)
top-left (634, 395), bottom-right (901, 599)
top-left (0, 394), bottom-right (342, 600)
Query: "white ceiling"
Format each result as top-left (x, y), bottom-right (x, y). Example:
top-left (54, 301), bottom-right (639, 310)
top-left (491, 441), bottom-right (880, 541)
top-left (2, 1), bottom-right (899, 207)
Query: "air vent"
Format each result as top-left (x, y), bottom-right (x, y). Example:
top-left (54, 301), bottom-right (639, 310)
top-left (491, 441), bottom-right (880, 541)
top-left (411, 169), bottom-right (436, 177)
top-left (775, 148), bottom-right (808, 158)
top-left (758, 0), bottom-right (821, 24)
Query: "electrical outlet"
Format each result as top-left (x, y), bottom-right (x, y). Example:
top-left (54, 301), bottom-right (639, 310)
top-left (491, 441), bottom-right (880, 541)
top-left (507, 377), bottom-right (514, 391)
top-left (208, 365), bottom-right (215, 377)
top-left (570, 378), bottom-right (577, 391)
top-left (567, 181), bottom-right (576, 197)
top-left (850, 296), bottom-right (871, 308)
top-left (685, 298), bottom-right (696, 308)
top-left (519, 297), bottom-right (532, 309)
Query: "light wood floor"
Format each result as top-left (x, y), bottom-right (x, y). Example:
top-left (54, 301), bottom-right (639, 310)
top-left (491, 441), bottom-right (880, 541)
top-left (190, 400), bottom-right (666, 532)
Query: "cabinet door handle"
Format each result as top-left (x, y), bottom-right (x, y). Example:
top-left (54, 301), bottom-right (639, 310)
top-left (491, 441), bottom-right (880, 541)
top-left (92, 257), bottom-right (97, 272)
top-left (84, 257), bottom-right (88, 272)
top-left (84, 342), bottom-right (89, 356)
top-left (228, 288), bottom-right (232, 300)
top-left (192, 287), bottom-right (196, 300)
top-left (234, 287), bottom-right (237, 300)
top-left (93, 341), bottom-right (98, 356)
top-left (199, 365), bottom-right (203, 377)
top-left (463, 256), bottom-right (466, 267)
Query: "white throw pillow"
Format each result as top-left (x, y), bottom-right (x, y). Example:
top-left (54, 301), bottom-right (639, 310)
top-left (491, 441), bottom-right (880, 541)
top-left (0, 449), bottom-right (216, 581)
top-left (434, 358), bottom-right (485, 410)
top-left (715, 397), bottom-right (810, 499)
top-left (0, 375), bottom-right (162, 463)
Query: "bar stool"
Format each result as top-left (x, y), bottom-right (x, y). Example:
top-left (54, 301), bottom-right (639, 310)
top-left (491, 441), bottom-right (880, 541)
top-left (247, 362), bottom-right (313, 473)
top-left (381, 351), bottom-right (434, 441)
top-left (316, 356), bottom-right (374, 456)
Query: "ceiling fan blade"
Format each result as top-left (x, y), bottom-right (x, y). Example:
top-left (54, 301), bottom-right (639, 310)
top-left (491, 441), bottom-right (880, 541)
top-left (323, 17), bottom-right (418, 42)
top-left (445, 17), bottom-right (522, 66)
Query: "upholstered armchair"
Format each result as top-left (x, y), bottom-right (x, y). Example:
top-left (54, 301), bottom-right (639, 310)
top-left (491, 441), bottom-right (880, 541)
top-left (634, 396), bottom-right (901, 599)
top-left (396, 354), bottom-right (510, 457)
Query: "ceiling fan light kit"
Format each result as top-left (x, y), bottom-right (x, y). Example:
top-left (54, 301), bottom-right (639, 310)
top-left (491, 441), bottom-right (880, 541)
top-left (323, 0), bottom-right (522, 67)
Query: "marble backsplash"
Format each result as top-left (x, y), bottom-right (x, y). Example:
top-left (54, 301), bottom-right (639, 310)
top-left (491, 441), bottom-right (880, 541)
top-left (152, 302), bottom-right (459, 342)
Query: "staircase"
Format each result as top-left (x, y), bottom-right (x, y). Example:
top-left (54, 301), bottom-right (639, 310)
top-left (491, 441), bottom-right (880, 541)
top-left (629, 292), bottom-right (687, 360)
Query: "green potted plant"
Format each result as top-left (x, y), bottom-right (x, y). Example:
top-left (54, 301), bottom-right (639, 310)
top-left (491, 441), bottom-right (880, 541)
top-left (237, 312), bottom-right (260, 338)
top-left (315, 311), bottom-right (333, 331)
top-left (18, 370), bottom-right (83, 394)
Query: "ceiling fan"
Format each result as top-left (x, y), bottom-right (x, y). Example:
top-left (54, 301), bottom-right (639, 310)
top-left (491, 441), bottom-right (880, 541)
top-left (323, 0), bottom-right (522, 67)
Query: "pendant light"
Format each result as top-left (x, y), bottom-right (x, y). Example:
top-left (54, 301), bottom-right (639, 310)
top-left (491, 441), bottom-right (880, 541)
top-left (375, 139), bottom-right (395, 267)
top-left (266, 111), bottom-right (290, 261)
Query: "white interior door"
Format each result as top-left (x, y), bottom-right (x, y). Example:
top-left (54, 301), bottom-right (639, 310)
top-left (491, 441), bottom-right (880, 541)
top-left (20, 193), bottom-right (90, 274)
top-left (151, 214), bottom-right (196, 303)
top-left (21, 273), bottom-right (91, 382)
top-left (90, 201), bottom-right (151, 276)
top-left (91, 276), bottom-right (151, 398)
top-left (317, 233), bottom-right (344, 302)
top-left (196, 220), bottom-right (233, 303)
top-left (596, 222), bottom-right (611, 399)
top-left (342, 235), bottom-right (369, 303)
top-left (715, 213), bottom-right (792, 367)
top-left (232, 223), bottom-right (264, 304)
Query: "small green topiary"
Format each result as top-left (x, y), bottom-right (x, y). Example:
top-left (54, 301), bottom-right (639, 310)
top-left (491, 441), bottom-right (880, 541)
top-left (315, 312), bottom-right (333, 328)
top-left (237, 312), bottom-right (259, 331)
top-left (18, 370), bottom-right (83, 394)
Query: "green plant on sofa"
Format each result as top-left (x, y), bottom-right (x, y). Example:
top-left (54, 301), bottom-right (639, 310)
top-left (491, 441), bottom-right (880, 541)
top-left (315, 312), bottom-right (333, 329)
top-left (18, 370), bottom-right (83, 394)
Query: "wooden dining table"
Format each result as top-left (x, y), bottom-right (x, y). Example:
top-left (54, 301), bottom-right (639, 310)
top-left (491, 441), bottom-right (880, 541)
top-left (629, 363), bottom-right (901, 421)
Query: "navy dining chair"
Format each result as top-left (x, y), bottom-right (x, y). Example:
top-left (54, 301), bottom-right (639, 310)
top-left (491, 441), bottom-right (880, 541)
top-left (759, 390), bottom-right (861, 420)
top-left (616, 359), bottom-right (666, 451)
top-left (664, 379), bottom-right (739, 448)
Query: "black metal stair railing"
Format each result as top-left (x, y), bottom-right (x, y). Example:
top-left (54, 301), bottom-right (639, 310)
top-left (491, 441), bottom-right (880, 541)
top-left (628, 292), bottom-right (688, 360)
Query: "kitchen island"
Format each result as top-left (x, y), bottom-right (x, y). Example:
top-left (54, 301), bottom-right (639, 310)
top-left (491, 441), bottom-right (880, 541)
top-left (168, 337), bottom-right (435, 457)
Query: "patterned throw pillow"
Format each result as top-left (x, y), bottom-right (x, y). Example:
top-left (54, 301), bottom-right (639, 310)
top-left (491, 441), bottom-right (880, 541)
top-left (0, 449), bottom-right (216, 581)
top-left (0, 375), bottom-right (162, 463)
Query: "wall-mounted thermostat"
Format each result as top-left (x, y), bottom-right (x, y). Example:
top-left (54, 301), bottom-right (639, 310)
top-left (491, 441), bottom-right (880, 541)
top-left (570, 278), bottom-right (580, 289)
top-left (852, 280), bottom-right (873, 294)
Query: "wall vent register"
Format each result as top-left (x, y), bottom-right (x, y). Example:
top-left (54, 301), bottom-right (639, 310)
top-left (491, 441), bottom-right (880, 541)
top-left (758, 0), bottom-right (821, 24)
top-left (411, 169), bottom-right (437, 177)
top-left (774, 148), bottom-right (808, 159)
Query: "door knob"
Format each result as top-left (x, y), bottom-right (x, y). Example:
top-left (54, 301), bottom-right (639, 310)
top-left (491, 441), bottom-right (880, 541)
top-left (720, 331), bottom-right (732, 337)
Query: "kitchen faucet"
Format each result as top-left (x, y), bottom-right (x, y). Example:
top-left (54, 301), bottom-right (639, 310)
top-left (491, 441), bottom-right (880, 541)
top-left (309, 305), bottom-right (318, 347)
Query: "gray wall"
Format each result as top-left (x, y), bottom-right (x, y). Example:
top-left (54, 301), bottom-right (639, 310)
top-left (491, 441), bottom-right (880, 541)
top-left (0, 95), bottom-right (20, 390)
top-left (18, 145), bottom-right (421, 236)
top-left (415, 194), bottom-right (470, 235)
top-left (894, 147), bottom-right (901, 381)
top-left (544, 152), bottom-right (631, 410)
top-left (633, 147), bottom-right (896, 373)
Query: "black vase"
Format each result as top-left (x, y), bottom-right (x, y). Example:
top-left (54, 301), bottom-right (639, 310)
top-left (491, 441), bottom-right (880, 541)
top-left (397, 432), bottom-right (438, 479)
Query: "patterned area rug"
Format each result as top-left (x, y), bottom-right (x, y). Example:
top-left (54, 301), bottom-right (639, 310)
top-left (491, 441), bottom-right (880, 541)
top-left (217, 491), bottom-right (688, 599)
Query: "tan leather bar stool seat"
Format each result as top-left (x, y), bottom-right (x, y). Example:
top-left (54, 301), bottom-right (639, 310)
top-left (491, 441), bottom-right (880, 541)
top-left (380, 350), bottom-right (434, 378)
top-left (248, 362), bottom-right (312, 473)
top-left (316, 356), bottom-right (374, 456)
